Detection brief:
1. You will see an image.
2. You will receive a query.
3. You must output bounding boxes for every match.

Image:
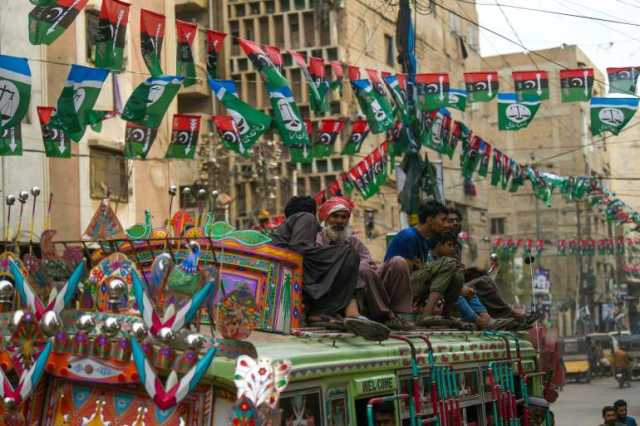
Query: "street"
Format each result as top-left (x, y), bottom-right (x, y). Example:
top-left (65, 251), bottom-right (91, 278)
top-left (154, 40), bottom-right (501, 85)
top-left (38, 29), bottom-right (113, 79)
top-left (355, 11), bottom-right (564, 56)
top-left (553, 377), bottom-right (640, 424)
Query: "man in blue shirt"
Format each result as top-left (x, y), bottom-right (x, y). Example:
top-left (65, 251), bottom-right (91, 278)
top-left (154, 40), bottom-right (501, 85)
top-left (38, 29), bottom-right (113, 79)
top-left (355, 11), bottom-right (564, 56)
top-left (615, 399), bottom-right (638, 426)
top-left (385, 200), bottom-right (462, 323)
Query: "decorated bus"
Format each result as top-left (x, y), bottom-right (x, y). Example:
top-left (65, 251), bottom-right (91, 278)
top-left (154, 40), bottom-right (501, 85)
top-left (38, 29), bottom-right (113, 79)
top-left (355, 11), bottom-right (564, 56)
top-left (0, 199), bottom-right (557, 425)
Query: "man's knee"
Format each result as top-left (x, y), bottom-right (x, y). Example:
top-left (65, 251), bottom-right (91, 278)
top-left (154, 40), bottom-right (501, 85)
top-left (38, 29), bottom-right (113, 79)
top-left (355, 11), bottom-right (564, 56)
top-left (386, 256), bottom-right (410, 274)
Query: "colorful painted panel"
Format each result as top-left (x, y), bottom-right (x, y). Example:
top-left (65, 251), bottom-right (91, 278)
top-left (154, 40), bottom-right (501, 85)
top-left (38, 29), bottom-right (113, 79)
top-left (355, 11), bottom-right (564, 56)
top-left (326, 387), bottom-right (349, 426)
top-left (41, 378), bottom-right (207, 425)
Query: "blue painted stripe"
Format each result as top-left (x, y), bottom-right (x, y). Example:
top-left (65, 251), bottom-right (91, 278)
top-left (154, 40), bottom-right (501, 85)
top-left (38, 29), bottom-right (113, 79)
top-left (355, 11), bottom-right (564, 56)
top-left (208, 79), bottom-right (237, 94)
top-left (352, 79), bottom-right (372, 90)
top-left (185, 282), bottom-right (214, 324)
top-left (591, 96), bottom-right (639, 107)
top-left (63, 260), bottom-right (85, 307)
top-left (497, 92), bottom-right (517, 102)
top-left (449, 88), bottom-right (467, 96)
top-left (382, 75), bottom-right (398, 85)
top-left (130, 338), bottom-right (147, 385)
top-left (8, 260), bottom-right (29, 306)
top-left (0, 55), bottom-right (31, 77)
top-left (131, 270), bottom-right (146, 317)
top-left (189, 348), bottom-right (217, 393)
top-left (30, 341), bottom-right (52, 388)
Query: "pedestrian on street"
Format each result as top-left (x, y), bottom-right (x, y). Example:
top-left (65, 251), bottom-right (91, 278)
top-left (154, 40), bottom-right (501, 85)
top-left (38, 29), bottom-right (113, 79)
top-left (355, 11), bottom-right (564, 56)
top-left (600, 405), bottom-right (624, 426)
top-left (614, 399), bottom-right (638, 426)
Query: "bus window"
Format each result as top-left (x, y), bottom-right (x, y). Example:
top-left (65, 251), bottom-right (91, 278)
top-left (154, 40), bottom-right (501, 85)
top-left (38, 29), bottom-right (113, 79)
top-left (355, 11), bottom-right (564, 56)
top-left (355, 396), bottom-right (397, 426)
top-left (279, 389), bottom-right (323, 425)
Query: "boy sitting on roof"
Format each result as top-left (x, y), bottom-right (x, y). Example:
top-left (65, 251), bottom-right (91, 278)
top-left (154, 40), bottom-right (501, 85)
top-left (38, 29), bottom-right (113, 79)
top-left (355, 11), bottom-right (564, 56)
top-left (316, 196), bottom-right (414, 331)
top-left (271, 196), bottom-right (389, 341)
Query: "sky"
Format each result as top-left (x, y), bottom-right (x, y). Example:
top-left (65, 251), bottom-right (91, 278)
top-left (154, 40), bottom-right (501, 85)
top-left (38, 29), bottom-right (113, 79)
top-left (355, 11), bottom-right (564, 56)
top-left (474, 0), bottom-right (640, 72)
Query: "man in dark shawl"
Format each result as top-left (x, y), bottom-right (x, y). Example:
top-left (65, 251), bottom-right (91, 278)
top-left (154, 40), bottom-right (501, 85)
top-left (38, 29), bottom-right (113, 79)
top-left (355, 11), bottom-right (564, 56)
top-left (271, 196), bottom-right (389, 340)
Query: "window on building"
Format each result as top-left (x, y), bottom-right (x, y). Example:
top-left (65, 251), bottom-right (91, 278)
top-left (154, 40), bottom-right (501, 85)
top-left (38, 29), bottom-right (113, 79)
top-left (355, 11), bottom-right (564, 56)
top-left (85, 8), bottom-right (100, 64)
top-left (244, 19), bottom-right (255, 40)
top-left (259, 17), bottom-right (270, 44)
top-left (238, 58), bottom-right (249, 71)
top-left (245, 73), bottom-right (258, 108)
top-left (490, 218), bottom-right (505, 235)
top-left (289, 14), bottom-right (300, 49)
top-left (236, 183), bottom-right (247, 217)
top-left (230, 21), bottom-right (240, 55)
top-left (274, 15), bottom-right (285, 45)
top-left (295, 0), bottom-right (306, 10)
top-left (331, 158), bottom-right (343, 172)
top-left (266, 1), bottom-right (275, 13)
top-left (310, 176), bottom-right (321, 194)
top-left (280, 0), bottom-right (291, 12)
top-left (448, 11), bottom-right (461, 34)
top-left (235, 4), bottom-right (246, 17)
top-left (330, 101), bottom-right (341, 115)
top-left (327, 47), bottom-right (338, 61)
top-left (250, 2), bottom-right (261, 15)
top-left (290, 68), bottom-right (303, 99)
top-left (320, 13), bottom-right (331, 45)
top-left (385, 34), bottom-right (395, 66)
top-left (90, 147), bottom-right (128, 202)
top-left (303, 12), bottom-right (315, 46)
top-left (316, 159), bottom-right (328, 173)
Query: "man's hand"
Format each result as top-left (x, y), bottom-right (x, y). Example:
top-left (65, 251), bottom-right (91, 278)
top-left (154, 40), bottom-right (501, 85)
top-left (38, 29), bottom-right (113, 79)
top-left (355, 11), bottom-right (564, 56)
top-left (462, 285), bottom-right (475, 299)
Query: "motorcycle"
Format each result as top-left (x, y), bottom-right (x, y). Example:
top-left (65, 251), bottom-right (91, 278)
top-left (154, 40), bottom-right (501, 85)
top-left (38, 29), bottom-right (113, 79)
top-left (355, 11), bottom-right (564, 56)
top-left (615, 367), bottom-right (631, 388)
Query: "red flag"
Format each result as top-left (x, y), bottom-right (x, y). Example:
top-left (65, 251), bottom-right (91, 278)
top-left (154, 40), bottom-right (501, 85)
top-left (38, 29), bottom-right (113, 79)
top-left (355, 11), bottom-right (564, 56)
top-left (166, 114), bottom-right (201, 159)
top-left (95, 0), bottom-right (130, 71)
top-left (316, 118), bottom-right (344, 149)
top-left (331, 61), bottom-right (344, 80)
top-left (342, 118), bottom-right (370, 155)
top-left (366, 69), bottom-right (382, 83)
top-left (397, 74), bottom-right (407, 90)
top-left (206, 30), bottom-right (227, 79)
top-left (348, 65), bottom-right (361, 81)
top-left (309, 57), bottom-right (325, 80)
top-left (290, 50), bottom-right (308, 68)
top-left (213, 115), bottom-right (242, 151)
top-left (263, 45), bottom-right (283, 70)
top-left (416, 72), bottom-right (450, 86)
top-left (140, 9), bottom-right (165, 75)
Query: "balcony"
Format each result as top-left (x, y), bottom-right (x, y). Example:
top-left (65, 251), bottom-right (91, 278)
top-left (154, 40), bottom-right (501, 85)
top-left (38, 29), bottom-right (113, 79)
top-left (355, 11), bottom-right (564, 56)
top-left (175, 0), bottom-right (209, 13)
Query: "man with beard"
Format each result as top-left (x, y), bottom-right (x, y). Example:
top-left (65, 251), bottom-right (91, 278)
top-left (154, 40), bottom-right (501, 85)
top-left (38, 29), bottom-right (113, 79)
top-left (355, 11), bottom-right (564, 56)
top-left (316, 197), bottom-right (414, 330)
top-left (271, 196), bottom-right (390, 341)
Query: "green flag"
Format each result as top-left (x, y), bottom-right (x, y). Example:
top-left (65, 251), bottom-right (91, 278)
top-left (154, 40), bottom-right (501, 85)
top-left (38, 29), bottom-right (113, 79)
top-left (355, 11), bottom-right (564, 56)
top-left (209, 79), bottom-right (271, 156)
top-left (124, 121), bottom-right (158, 159)
top-left (165, 114), bottom-right (200, 159)
top-left (313, 118), bottom-right (344, 158)
top-left (351, 79), bottom-right (393, 134)
top-left (446, 88), bottom-right (467, 111)
top-left (49, 65), bottom-right (109, 142)
top-left (590, 97), bottom-right (639, 136)
top-left (95, 0), bottom-right (130, 72)
top-left (560, 68), bottom-right (593, 102)
top-left (0, 125), bottom-right (22, 156)
top-left (176, 20), bottom-right (197, 87)
top-left (28, 0), bottom-right (89, 45)
top-left (417, 73), bottom-right (449, 111)
top-left (497, 93), bottom-right (541, 131)
top-left (383, 74), bottom-right (408, 121)
top-left (37, 106), bottom-right (70, 158)
top-left (419, 108), bottom-right (451, 154)
top-left (291, 51), bottom-right (328, 115)
top-left (140, 9), bottom-right (165, 76)
top-left (341, 118), bottom-right (369, 156)
top-left (513, 70), bottom-right (549, 101)
top-left (288, 120), bottom-right (314, 164)
top-left (464, 71), bottom-right (499, 103)
top-left (122, 75), bottom-right (184, 129)
top-left (607, 67), bottom-right (640, 96)
top-left (0, 55), bottom-right (31, 132)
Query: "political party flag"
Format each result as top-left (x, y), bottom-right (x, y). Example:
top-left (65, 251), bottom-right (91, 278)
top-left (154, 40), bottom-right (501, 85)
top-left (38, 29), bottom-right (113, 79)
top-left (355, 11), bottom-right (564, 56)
top-left (37, 106), bottom-right (70, 158)
top-left (209, 79), bottom-right (271, 156)
top-left (263, 45), bottom-right (283, 73)
top-left (237, 37), bottom-right (283, 85)
top-left (288, 119), bottom-right (314, 164)
top-left (416, 73), bottom-right (449, 111)
top-left (290, 51), bottom-right (327, 114)
top-left (347, 143), bottom-right (388, 199)
top-left (30, 0), bottom-right (58, 4)
top-left (49, 65), bottom-right (109, 141)
top-left (446, 88), bottom-right (467, 111)
top-left (464, 71), bottom-right (498, 102)
top-left (462, 136), bottom-right (492, 178)
top-left (122, 75), bottom-right (184, 129)
top-left (383, 74), bottom-right (408, 120)
top-left (366, 69), bottom-right (388, 98)
top-left (206, 30), bottom-right (227, 80)
top-left (176, 20), bottom-right (197, 87)
top-left (124, 121), bottom-right (158, 159)
top-left (0, 125), bottom-right (22, 156)
top-left (560, 68), bottom-right (594, 102)
top-left (28, 0), bottom-right (89, 45)
top-left (330, 60), bottom-right (344, 93)
top-left (449, 120), bottom-right (471, 160)
top-left (94, 0), bottom-right (130, 72)
top-left (351, 79), bottom-right (394, 134)
top-left (313, 118), bottom-right (344, 158)
top-left (165, 114), bottom-right (200, 159)
top-left (590, 97), bottom-right (639, 136)
top-left (491, 149), bottom-right (504, 187)
top-left (420, 108), bottom-right (451, 154)
top-left (309, 56), bottom-right (330, 111)
top-left (140, 9), bottom-right (165, 76)
top-left (497, 92), bottom-right (541, 131)
top-left (213, 115), bottom-right (243, 155)
top-left (509, 159), bottom-right (525, 193)
top-left (513, 70), bottom-right (549, 101)
top-left (347, 65), bottom-right (361, 81)
top-left (342, 118), bottom-right (370, 155)
top-left (607, 67), bottom-right (640, 96)
top-left (0, 55), bottom-right (31, 132)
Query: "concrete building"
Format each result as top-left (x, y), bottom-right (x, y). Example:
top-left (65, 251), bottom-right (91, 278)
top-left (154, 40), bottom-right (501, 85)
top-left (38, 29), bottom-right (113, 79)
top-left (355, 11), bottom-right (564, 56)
top-left (0, 0), bottom-right (178, 243)
top-left (174, 0), bottom-right (497, 263)
top-left (481, 45), bottom-right (622, 335)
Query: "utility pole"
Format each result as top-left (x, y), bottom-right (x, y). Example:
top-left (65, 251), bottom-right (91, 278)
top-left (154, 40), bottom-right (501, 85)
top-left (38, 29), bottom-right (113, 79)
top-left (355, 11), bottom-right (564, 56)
top-left (576, 201), bottom-right (583, 335)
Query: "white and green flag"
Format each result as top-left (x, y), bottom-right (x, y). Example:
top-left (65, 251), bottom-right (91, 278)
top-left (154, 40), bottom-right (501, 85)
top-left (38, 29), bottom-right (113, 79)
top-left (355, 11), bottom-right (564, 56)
top-left (497, 92), bottom-right (541, 131)
top-left (49, 64), bottom-right (109, 141)
top-left (0, 55), bottom-right (31, 132)
top-left (122, 75), bottom-right (184, 128)
top-left (446, 88), bottom-right (467, 112)
top-left (590, 97), bottom-right (639, 136)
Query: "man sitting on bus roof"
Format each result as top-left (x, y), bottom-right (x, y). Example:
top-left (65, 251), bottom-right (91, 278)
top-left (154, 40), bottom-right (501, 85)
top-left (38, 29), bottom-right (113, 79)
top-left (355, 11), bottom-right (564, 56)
top-left (271, 196), bottom-right (390, 341)
top-left (384, 200), bottom-right (466, 326)
top-left (316, 196), bottom-right (414, 331)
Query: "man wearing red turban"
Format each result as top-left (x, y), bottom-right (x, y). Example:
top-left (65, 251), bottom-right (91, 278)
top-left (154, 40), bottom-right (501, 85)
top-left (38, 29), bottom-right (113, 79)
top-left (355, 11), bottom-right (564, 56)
top-left (317, 197), bottom-right (414, 330)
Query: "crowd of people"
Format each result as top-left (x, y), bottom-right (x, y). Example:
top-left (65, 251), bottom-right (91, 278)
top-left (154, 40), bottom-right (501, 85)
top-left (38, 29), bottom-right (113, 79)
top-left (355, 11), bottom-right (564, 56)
top-left (271, 195), bottom-right (539, 340)
top-left (600, 400), bottom-right (637, 426)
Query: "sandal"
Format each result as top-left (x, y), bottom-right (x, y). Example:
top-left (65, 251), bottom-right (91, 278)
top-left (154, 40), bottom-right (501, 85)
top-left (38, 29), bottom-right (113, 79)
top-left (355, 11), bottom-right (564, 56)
top-left (385, 316), bottom-right (416, 331)
top-left (344, 315), bottom-right (390, 341)
top-left (306, 314), bottom-right (346, 331)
